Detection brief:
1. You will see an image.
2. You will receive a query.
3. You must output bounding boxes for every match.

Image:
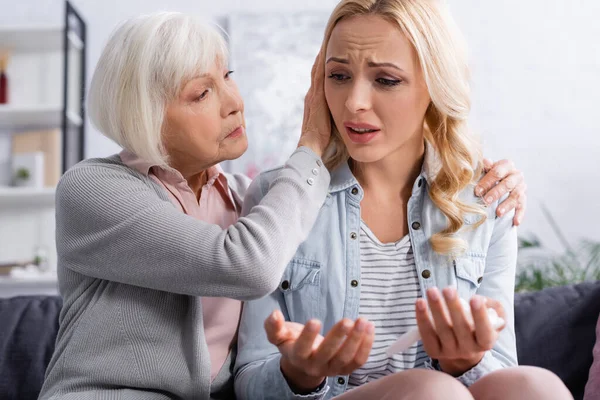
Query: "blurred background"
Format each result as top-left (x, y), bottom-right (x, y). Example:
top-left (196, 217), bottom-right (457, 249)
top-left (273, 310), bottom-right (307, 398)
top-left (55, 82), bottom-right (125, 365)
top-left (0, 0), bottom-right (598, 296)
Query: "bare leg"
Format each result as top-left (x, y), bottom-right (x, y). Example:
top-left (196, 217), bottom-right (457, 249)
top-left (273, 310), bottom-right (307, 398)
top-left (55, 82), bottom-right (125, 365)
top-left (469, 366), bottom-right (573, 400)
top-left (335, 369), bottom-right (474, 400)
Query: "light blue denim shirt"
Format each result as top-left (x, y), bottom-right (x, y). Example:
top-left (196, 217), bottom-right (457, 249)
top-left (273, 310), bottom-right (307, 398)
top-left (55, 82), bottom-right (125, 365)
top-left (234, 150), bottom-right (518, 400)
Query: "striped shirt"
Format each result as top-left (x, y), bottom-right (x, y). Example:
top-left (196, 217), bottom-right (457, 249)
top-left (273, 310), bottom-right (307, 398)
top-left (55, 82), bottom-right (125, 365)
top-left (348, 222), bottom-right (428, 388)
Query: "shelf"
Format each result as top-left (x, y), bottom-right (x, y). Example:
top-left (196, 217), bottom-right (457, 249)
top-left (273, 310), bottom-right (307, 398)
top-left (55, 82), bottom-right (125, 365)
top-left (0, 187), bottom-right (55, 208)
top-left (0, 25), bottom-right (83, 53)
top-left (0, 105), bottom-right (82, 130)
top-left (0, 275), bottom-right (57, 286)
top-left (0, 274), bottom-right (58, 298)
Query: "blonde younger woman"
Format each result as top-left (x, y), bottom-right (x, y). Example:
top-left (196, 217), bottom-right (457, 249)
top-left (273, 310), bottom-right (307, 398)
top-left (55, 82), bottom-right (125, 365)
top-left (234, 1), bottom-right (572, 399)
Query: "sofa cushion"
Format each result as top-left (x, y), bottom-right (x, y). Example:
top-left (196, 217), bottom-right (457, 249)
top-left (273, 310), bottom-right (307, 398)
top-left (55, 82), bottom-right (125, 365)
top-left (0, 296), bottom-right (62, 400)
top-left (1, 283), bottom-right (599, 400)
top-left (515, 281), bottom-right (600, 400)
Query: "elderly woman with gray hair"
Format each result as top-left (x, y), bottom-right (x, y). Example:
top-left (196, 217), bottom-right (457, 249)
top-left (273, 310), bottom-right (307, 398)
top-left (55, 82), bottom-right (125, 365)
top-left (39, 11), bottom-right (527, 400)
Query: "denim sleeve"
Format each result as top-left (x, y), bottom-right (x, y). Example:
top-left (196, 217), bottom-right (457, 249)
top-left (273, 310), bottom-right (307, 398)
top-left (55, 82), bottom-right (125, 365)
top-left (425, 195), bottom-right (519, 386)
top-left (234, 163), bottom-right (330, 400)
top-left (465, 194), bottom-right (519, 385)
top-left (478, 197), bottom-right (519, 363)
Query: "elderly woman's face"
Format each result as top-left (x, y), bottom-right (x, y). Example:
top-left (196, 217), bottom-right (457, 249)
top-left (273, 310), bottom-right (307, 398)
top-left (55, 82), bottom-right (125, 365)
top-left (324, 15), bottom-right (431, 164)
top-left (164, 60), bottom-right (246, 169)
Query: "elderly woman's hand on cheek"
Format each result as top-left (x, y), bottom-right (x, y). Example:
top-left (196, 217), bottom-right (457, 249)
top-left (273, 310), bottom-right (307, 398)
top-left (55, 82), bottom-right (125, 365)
top-left (416, 287), bottom-right (506, 377)
top-left (298, 49), bottom-right (332, 157)
top-left (264, 310), bottom-right (375, 394)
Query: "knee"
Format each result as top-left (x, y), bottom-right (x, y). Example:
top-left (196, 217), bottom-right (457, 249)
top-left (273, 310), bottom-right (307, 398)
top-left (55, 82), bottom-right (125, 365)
top-left (418, 371), bottom-right (472, 399)
top-left (499, 366), bottom-right (571, 397)
top-left (390, 369), bottom-right (473, 399)
top-left (471, 366), bottom-right (573, 400)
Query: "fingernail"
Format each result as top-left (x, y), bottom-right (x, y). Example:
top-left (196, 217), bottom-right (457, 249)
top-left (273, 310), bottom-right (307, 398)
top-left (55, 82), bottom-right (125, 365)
top-left (342, 319), bottom-right (353, 333)
top-left (367, 322), bottom-right (375, 334)
top-left (355, 319), bottom-right (367, 332)
top-left (471, 296), bottom-right (483, 310)
top-left (498, 208), bottom-right (505, 216)
top-left (428, 288), bottom-right (440, 301)
top-left (416, 300), bottom-right (427, 311)
top-left (270, 311), bottom-right (279, 322)
top-left (515, 217), bottom-right (521, 225)
top-left (306, 320), bottom-right (320, 332)
top-left (443, 287), bottom-right (456, 300)
top-left (475, 187), bottom-right (483, 196)
top-left (486, 196), bottom-right (494, 204)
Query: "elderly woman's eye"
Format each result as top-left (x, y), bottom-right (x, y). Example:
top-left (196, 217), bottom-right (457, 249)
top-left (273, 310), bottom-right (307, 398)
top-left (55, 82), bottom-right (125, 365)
top-left (225, 70), bottom-right (234, 79)
top-left (196, 89), bottom-right (210, 101)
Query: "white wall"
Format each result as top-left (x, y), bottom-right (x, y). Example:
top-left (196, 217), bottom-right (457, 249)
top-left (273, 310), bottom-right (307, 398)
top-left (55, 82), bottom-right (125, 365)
top-left (453, 0), bottom-right (600, 249)
top-left (1, 0), bottom-right (599, 254)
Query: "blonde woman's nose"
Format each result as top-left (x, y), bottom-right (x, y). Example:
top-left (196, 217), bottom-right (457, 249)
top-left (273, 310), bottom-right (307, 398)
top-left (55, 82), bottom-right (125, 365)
top-left (344, 81), bottom-right (372, 113)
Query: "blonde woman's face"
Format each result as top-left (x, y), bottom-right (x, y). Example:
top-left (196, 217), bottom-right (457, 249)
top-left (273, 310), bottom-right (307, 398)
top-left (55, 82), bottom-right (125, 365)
top-left (324, 15), bottom-right (431, 164)
top-left (164, 61), bottom-right (247, 170)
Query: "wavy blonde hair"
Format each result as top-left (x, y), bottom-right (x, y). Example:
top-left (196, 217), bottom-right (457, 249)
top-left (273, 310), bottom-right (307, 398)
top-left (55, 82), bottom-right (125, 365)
top-left (320, 0), bottom-right (487, 256)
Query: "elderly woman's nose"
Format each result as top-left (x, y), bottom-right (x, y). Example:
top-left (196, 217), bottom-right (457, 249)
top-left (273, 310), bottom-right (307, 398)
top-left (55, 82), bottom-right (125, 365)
top-left (345, 81), bottom-right (372, 114)
top-left (221, 86), bottom-right (243, 116)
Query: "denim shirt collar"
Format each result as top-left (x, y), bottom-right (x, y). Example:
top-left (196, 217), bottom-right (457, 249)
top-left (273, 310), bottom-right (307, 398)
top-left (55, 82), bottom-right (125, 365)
top-left (328, 140), bottom-right (442, 194)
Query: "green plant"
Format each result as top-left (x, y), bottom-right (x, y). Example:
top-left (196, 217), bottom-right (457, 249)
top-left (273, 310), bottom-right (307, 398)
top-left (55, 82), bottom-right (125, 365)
top-left (515, 205), bottom-right (600, 292)
top-left (15, 167), bottom-right (30, 180)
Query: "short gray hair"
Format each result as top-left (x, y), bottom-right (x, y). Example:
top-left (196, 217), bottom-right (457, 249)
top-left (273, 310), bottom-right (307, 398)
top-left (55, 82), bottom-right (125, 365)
top-left (88, 12), bottom-right (229, 166)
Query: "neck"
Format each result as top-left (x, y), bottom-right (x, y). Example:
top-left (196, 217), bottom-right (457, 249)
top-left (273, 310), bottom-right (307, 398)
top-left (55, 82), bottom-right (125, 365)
top-left (352, 133), bottom-right (425, 201)
top-left (168, 155), bottom-right (212, 200)
top-left (187, 171), bottom-right (209, 200)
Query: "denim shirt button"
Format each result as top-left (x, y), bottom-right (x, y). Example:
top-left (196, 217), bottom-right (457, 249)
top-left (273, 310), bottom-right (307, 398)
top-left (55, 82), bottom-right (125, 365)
top-left (337, 377), bottom-right (346, 385)
top-left (350, 232), bottom-right (357, 240)
top-left (281, 280), bottom-right (290, 290)
top-left (412, 221), bottom-right (421, 230)
top-left (478, 276), bottom-right (483, 284)
top-left (418, 178), bottom-right (423, 188)
top-left (351, 280), bottom-right (359, 287)
top-left (351, 187), bottom-right (359, 195)
top-left (421, 269), bottom-right (431, 279)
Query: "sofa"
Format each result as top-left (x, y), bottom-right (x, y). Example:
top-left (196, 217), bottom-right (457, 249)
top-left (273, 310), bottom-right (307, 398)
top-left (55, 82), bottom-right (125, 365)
top-left (2, 281), bottom-right (600, 400)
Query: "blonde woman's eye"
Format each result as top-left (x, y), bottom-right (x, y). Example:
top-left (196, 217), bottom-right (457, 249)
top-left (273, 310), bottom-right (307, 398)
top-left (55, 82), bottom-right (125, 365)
top-left (377, 77), bottom-right (402, 87)
top-left (328, 73), bottom-right (350, 82)
top-left (225, 70), bottom-right (234, 79)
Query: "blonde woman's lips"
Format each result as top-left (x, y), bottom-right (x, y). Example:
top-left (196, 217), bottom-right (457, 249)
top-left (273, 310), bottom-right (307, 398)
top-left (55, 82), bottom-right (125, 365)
top-left (344, 122), bottom-right (380, 144)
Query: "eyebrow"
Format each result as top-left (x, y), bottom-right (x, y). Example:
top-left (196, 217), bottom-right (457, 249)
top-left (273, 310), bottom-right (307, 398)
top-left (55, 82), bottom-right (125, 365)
top-left (189, 73), bottom-right (211, 81)
top-left (326, 57), bottom-right (405, 72)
